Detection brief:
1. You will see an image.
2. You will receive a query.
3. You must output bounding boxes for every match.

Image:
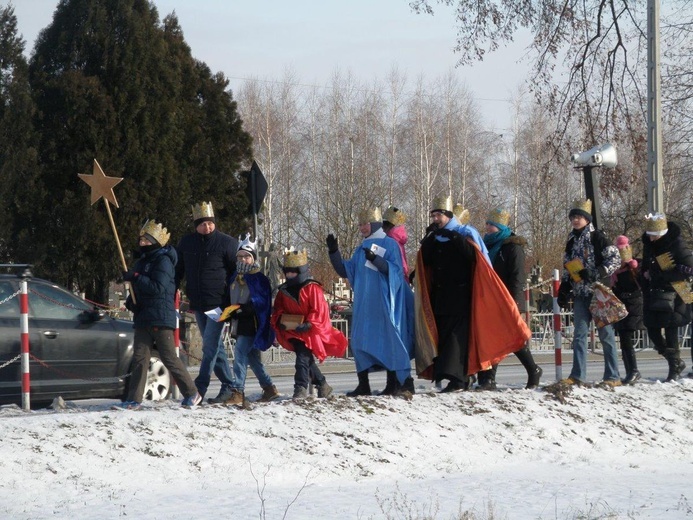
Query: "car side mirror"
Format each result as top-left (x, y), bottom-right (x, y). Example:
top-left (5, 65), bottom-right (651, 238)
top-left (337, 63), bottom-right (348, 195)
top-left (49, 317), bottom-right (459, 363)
top-left (80, 309), bottom-right (105, 323)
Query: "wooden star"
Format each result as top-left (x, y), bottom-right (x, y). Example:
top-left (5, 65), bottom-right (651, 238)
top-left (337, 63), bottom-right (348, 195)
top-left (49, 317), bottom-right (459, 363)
top-left (78, 159), bottom-right (123, 208)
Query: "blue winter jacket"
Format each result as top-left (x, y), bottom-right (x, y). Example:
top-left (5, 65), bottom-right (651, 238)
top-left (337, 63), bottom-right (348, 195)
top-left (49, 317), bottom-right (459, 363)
top-left (128, 246), bottom-right (177, 330)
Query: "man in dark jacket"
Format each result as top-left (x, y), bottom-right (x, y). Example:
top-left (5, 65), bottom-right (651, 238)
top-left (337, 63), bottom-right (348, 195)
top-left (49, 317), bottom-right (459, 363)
top-left (118, 220), bottom-right (201, 409)
top-left (478, 208), bottom-right (542, 390)
top-left (175, 202), bottom-right (238, 402)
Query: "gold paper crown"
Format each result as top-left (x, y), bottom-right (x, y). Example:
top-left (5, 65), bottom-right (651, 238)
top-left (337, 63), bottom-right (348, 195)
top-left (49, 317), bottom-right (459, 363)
top-left (431, 195), bottom-right (453, 212)
top-left (383, 206), bottom-right (406, 226)
top-left (645, 213), bottom-right (668, 234)
top-left (192, 201), bottom-right (214, 221)
top-left (486, 207), bottom-right (511, 227)
top-left (358, 207), bottom-right (382, 224)
top-left (453, 203), bottom-right (470, 225)
top-left (618, 246), bottom-right (633, 263)
top-left (139, 219), bottom-right (171, 246)
top-left (283, 248), bottom-right (308, 268)
top-left (570, 198), bottom-right (592, 214)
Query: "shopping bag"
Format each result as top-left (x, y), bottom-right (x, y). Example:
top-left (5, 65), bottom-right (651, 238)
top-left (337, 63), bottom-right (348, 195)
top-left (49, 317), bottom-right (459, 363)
top-left (589, 282), bottom-right (628, 328)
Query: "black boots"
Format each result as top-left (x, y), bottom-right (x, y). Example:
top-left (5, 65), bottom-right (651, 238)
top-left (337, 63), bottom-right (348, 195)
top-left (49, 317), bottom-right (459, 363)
top-left (380, 371), bottom-right (400, 396)
top-left (347, 370), bottom-right (371, 397)
top-left (515, 346), bottom-right (542, 389)
top-left (665, 352), bottom-right (686, 382)
top-left (476, 368), bottom-right (497, 390)
top-left (620, 345), bottom-right (641, 385)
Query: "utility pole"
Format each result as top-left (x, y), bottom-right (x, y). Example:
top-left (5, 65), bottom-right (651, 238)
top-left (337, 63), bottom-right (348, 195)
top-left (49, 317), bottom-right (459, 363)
top-left (647, 0), bottom-right (664, 214)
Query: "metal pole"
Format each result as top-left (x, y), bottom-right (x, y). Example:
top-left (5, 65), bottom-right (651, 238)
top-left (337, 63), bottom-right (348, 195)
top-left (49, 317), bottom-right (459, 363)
top-left (582, 166), bottom-right (602, 230)
top-left (647, 0), bottom-right (664, 213)
top-left (250, 167), bottom-right (258, 238)
top-left (552, 269), bottom-right (563, 382)
top-left (20, 279), bottom-right (30, 411)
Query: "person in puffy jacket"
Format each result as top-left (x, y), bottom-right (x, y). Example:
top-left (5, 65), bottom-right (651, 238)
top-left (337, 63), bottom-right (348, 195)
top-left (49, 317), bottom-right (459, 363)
top-left (557, 199), bottom-right (621, 386)
top-left (119, 220), bottom-right (201, 409)
top-left (640, 213), bottom-right (693, 382)
top-left (175, 202), bottom-right (237, 403)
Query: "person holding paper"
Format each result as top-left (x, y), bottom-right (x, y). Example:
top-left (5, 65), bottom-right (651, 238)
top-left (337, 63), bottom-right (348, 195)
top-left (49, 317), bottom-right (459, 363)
top-left (557, 199), bottom-right (621, 386)
top-left (222, 235), bottom-right (278, 405)
top-left (326, 207), bottom-right (414, 397)
top-left (271, 248), bottom-right (348, 399)
top-left (640, 213), bottom-right (693, 382)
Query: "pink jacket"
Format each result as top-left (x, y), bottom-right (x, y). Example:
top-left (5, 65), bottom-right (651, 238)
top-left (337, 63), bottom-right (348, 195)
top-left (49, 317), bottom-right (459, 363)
top-left (386, 225), bottom-right (409, 280)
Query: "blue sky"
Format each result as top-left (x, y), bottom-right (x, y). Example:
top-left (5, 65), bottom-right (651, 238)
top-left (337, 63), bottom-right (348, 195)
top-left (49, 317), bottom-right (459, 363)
top-left (7, 0), bottom-right (532, 130)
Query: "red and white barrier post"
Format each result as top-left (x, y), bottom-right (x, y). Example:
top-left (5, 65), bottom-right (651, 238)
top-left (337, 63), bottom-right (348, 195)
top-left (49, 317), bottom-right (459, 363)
top-left (20, 279), bottom-right (30, 411)
top-left (173, 290), bottom-right (181, 399)
top-left (552, 269), bottom-right (563, 381)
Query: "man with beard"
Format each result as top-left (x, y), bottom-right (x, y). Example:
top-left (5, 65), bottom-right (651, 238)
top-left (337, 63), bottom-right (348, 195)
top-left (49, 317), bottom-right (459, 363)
top-left (414, 195), bottom-right (530, 392)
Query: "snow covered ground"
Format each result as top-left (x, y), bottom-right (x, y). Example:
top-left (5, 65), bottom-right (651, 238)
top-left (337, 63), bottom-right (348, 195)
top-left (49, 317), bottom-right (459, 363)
top-left (1, 377), bottom-right (693, 519)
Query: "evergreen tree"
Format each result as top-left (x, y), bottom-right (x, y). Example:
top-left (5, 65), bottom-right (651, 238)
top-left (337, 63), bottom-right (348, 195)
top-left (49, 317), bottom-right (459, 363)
top-left (0, 5), bottom-right (42, 265)
top-left (27, 0), bottom-right (252, 299)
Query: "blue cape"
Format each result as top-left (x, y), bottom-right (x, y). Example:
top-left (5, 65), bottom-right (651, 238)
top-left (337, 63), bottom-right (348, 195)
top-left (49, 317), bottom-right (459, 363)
top-left (228, 271), bottom-right (276, 351)
top-left (343, 230), bottom-right (414, 384)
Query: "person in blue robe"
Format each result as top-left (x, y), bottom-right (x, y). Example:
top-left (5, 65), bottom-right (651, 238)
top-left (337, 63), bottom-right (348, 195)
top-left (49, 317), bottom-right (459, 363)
top-left (326, 207), bottom-right (414, 396)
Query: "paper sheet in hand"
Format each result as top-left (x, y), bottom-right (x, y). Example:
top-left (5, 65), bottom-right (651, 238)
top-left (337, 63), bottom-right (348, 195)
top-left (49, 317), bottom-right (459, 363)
top-left (365, 243), bottom-right (386, 270)
top-left (204, 304), bottom-right (240, 322)
top-left (280, 314), bottom-right (304, 330)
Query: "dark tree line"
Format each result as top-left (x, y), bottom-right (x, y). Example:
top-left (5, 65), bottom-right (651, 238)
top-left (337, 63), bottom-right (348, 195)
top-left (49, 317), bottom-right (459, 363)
top-left (0, 1), bottom-right (253, 301)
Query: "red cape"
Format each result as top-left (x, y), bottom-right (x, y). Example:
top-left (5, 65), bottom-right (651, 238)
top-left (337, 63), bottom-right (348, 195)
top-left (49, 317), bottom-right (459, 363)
top-left (271, 282), bottom-right (347, 362)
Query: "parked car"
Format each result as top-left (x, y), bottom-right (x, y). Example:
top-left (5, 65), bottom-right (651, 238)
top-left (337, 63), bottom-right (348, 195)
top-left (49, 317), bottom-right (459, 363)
top-left (0, 267), bottom-right (173, 407)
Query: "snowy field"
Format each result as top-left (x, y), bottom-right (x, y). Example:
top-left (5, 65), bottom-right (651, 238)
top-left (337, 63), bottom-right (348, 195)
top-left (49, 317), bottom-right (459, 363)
top-left (1, 378), bottom-right (693, 519)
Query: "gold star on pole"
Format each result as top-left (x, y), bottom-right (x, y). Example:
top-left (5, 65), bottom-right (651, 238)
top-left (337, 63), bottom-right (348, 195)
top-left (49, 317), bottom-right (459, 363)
top-left (77, 158), bottom-right (136, 303)
top-left (78, 159), bottom-right (123, 208)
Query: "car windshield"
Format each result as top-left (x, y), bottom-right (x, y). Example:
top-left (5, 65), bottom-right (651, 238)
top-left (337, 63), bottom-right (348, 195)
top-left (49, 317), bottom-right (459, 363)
top-left (0, 281), bottom-right (19, 317)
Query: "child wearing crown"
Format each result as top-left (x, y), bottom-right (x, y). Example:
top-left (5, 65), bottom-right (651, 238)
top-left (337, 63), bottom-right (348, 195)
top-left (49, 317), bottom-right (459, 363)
top-left (271, 248), bottom-right (348, 399)
top-left (117, 220), bottom-right (201, 409)
top-left (222, 234), bottom-right (278, 405)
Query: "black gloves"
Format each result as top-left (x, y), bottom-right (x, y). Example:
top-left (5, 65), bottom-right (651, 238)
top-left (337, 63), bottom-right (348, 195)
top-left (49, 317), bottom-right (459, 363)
top-left (295, 322), bottom-right (312, 333)
top-left (277, 322), bottom-right (287, 331)
top-left (363, 247), bottom-right (377, 262)
top-left (124, 296), bottom-right (137, 313)
top-left (122, 270), bottom-right (137, 282)
top-left (425, 223), bottom-right (438, 234)
top-left (557, 281), bottom-right (572, 309)
top-left (326, 234), bottom-right (338, 254)
top-left (236, 302), bottom-right (255, 316)
top-left (578, 268), bottom-right (598, 283)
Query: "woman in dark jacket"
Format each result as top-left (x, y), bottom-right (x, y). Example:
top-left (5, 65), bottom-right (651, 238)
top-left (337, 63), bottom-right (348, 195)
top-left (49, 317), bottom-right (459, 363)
top-left (611, 236), bottom-right (644, 384)
top-left (119, 220), bottom-right (201, 409)
top-left (640, 215), bottom-right (693, 382)
top-left (478, 208), bottom-right (542, 390)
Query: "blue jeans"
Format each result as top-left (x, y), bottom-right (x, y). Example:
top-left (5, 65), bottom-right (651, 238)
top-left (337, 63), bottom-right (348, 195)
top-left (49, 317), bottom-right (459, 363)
top-left (194, 311), bottom-right (235, 396)
top-left (232, 335), bottom-right (273, 391)
top-left (569, 295), bottom-right (620, 382)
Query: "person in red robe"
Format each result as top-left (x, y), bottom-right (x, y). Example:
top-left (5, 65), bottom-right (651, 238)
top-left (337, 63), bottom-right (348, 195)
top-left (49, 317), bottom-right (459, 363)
top-left (271, 248), bottom-right (348, 399)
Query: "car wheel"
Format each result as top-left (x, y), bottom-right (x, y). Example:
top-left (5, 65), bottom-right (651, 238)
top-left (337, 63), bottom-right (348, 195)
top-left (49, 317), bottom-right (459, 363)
top-left (142, 351), bottom-right (172, 401)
